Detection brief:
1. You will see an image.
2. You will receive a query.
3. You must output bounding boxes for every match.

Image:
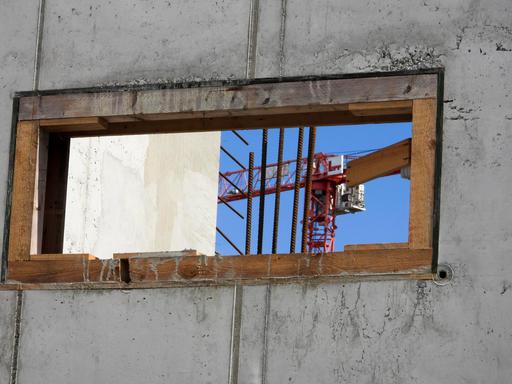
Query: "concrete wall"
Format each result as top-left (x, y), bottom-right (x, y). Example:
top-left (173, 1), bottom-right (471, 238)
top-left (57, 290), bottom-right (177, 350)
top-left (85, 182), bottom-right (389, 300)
top-left (1, 1), bottom-right (511, 383)
top-left (64, 133), bottom-right (220, 259)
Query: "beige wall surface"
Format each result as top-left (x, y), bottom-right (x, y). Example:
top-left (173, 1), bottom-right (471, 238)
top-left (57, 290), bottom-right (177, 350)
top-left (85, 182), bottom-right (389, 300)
top-left (64, 132), bottom-right (220, 259)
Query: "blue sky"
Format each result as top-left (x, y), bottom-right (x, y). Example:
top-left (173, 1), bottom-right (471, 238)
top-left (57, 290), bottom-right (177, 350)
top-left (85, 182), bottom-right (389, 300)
top-left (216, 122), bottom-right (412, 255)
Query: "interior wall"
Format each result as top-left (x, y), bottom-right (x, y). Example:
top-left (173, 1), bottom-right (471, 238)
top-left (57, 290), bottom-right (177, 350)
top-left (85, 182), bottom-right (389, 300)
top-left (0, 1), bottom-right (511, 383)
top-left (64, 132), bottom-right (220, 259)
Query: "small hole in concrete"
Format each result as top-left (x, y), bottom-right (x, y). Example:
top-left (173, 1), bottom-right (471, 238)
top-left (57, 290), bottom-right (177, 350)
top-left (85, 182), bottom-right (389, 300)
top-left (434, 263), bottom-right (453, 285)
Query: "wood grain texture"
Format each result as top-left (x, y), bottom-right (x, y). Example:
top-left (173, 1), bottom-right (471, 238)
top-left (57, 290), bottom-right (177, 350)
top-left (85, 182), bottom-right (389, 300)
top-left (30, 131), bottom-right (49, 254)
top-left (8, 121), bottom-right (39, 262)
top-left (18, 75), bottom-right (436, 121)
top-left (128, 248), bottom-right (432, 282)
top-left (29, 254), bottom-right (98, 261)
top-left (113, 250), bottom-right (202, 259)
top-left (409, 98), bottom-right (437, 248)
top-left (39, 117), bottom-right (108, 132)
top-left (344, 243), bottom-right (408, 251)
top-left (348, 100), bottom-right (412, 116)
top-left (7, 258), bottom-right (121, 283)
top-left (61, 111), bottom-right (411, 138)
top-left (346, 139), bottom-right (411, 187)
top-left (8, 260), bottom-right (88, 283)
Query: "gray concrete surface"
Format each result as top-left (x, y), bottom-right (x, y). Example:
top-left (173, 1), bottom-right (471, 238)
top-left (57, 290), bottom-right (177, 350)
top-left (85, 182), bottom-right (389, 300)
top-left (0, 2), bottom-right (39, 380)
top-left (0, 292), bottom-right (17, 383)
top-left (0, 0), bottom-right (511, 383)
top-left (17, 288), bottom-right (234, 384)
top-left (38, 0), bottom-right (250, 88)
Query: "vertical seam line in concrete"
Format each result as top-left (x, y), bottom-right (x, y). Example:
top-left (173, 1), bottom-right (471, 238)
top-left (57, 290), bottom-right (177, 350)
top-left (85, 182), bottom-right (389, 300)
top-left (278, 0), bottom-right (288, 77)
top-left (228, 1), bottom-right (262, 381)
top-left (260, 283), bottom-right (271, 384)
top-left (32, 0), bottom-right (46, 91)
top-left (228, 284), bottom-right (243, 384)
top-left (245, 0), bottom-right (260, 79)
top-left (9, 291), bottom-right (23, 384)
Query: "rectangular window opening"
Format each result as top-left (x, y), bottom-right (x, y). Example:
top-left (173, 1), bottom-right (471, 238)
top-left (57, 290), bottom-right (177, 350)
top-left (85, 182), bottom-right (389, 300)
top-left (4, 73), bottom-right (440, 286)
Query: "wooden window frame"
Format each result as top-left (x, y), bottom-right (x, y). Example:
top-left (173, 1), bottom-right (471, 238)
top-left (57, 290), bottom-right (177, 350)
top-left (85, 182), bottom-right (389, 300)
top-left (1, 71), bottom-right (442, 288)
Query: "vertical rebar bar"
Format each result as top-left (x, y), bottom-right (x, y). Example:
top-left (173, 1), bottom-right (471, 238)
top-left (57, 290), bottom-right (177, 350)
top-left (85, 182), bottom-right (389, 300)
top-left (301, 126), bottom-right (316, 253)
top-left (245, 152), bottom-right (254, 255)
top-left (290, 126), bottom-right (304, 253)
top-left (257, 129), bottom-right (268, 255)
top-left (272, 128), bottom-right (285, 254)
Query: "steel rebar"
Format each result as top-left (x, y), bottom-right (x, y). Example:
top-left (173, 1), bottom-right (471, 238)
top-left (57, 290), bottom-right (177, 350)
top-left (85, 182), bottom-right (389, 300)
top-left (217, 226), bottom-right (243, 256)
top-left (232, 130), bottom-right (249, 146)
top-left (218, 196), bottom-right (244, 220)
top-left (221, 146), bottom-right (246, 170)
top-left (290, 126), bottom-right (304, 253)
top-left (257, 129), bottom-right (268, 255)
top-left (245, 152), bottom-right (255, 255)
top-left (301, 126), bottom-right (316, 253)
top-left (272, 128), bottom-right (285, 254)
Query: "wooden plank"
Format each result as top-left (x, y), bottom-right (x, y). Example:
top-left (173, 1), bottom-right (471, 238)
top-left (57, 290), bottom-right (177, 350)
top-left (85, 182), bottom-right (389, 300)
top-left (113, 250), bottom-right (202, 259)
top-left (64, 111), bottom-right (412, 138)
top-left (41, 134), bottom-right (70, 253)
top-left (344, 243), bottom-right (408, 251)
top-left (8, 260), bottom-right (88, 283)
top-left (29, 254), bottom-right (98, 261)
top-left (88, 259), bottom-right (122, 282)
top-left (128, 248), bottom-right (432, 282)
top-left (346, 139), bottom-right (411, 187)
top-left (18, 74), bottom-right (437, 121)
top-left (30, 130), bottom-right (49, 254)
top-left (348, 100), bottom-right (412, 116)
top-left (8, 121), bottom-right (39, 262)
top-left (7, 258), bottom-right (121, 283)
top-left (39, 117), bottom-right (108, 132)
top-left (409, 98), bottom-right (437, 248)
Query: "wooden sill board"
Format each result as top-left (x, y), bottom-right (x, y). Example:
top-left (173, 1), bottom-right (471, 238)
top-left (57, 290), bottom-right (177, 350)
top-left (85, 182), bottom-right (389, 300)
top-left (128, 248), bottom-right (431, 282)
top-left (8, 259), bottom-right (121, 284)
top-left (6, 248), bottom-right (431, 284)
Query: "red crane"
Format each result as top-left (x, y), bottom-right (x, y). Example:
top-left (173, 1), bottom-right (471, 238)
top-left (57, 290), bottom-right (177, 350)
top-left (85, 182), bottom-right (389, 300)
top-left (218, 153), bottom-right (366, 253)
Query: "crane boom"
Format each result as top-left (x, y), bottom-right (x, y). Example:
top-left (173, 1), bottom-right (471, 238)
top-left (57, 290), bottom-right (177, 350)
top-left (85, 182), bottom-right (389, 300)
top-left (218, 153), bottom-right (363, 254)
top-left (218, 153), bottom-right (358, 203)
top-left (217, 139), bottom-right (411, 254)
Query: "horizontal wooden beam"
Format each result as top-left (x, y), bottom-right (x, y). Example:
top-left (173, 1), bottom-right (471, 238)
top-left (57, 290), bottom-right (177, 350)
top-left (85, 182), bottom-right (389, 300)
top-left (344, 243), bottom-right (408, 251)
top-left (62, 110), bottom-right (412, 138)
top-left (18, 75), bottom-right (436, 121)
top-left (39, 117), bottom-right (108, 132)
top-left (348, 100), bottom-right (412, 116)
top-left (7, 259), bottom-right (121, 284)
top-left (128, 248), bottom-right (431, 282)
top-left (113, 250), bottom-right (202, 259)
top-left (6, 249), bottom-right (431, 284)
top-left (346, 138), bottom-right (411, 187)
top-left (29, 253), bottom-right (98, 261)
